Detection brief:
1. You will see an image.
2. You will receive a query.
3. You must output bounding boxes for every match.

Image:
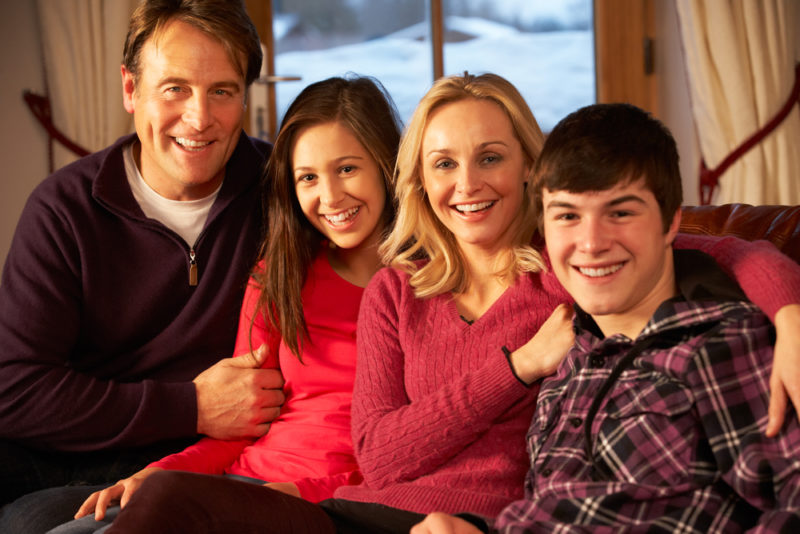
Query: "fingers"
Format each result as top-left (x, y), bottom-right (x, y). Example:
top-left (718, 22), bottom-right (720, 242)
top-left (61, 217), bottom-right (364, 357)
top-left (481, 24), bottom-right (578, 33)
top-left (74, 485), bottom-right (120, 521)
top-left (254, 367), bottom-right (285, 389)
top-left (75, 492), bottom-right (100, 519)
top-left (766, 385), bottom-right (787, 438)
top-left (94, 489), bottom-right (116, 521)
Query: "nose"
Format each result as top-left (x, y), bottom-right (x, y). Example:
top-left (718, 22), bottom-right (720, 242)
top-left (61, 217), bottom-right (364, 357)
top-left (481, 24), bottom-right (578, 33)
top-left (183, 93), bottom-right (212, 131)
top-left (319, 176), bottom-right (344, 208)
top-left (454, 164), bottom-right (482, 195)
top-left (577, 218), bottom-right (610, 254)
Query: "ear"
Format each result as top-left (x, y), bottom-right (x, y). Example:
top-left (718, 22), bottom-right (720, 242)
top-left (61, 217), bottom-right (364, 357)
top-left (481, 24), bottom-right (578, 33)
top-left (665, 206), bottom-right (681, 246)
top-left (121, 65), bottom-right (135, 114)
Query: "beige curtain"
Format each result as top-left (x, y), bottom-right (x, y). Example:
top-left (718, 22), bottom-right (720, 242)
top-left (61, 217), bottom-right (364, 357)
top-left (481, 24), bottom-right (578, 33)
top-left (36, 0), bottom-right (138, 169)
top-left (676, 0), bottom-right (800, 205)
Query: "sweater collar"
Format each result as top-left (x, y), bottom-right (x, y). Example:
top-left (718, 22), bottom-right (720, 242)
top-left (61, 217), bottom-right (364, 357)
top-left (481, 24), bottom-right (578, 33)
top-left (92, 131), bottom-right (266, 223)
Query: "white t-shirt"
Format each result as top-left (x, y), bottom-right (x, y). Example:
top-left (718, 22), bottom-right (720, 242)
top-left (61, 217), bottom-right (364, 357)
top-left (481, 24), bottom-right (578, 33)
top-left (123, 143), bottom-right (220, 246)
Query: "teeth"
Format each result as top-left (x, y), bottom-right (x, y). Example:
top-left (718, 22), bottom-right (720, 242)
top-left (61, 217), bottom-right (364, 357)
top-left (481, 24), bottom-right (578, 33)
top-left (455, 201), bottom-right (494, 213)
top-left (578, 263), bottom-right (623, 277)
top-left (324, 206), bottom-right (359, 226)
top-left (175, 137), bottom-right (211, 150)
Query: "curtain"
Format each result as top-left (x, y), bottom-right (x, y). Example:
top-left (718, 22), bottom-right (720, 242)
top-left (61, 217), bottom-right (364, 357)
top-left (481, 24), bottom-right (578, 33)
top-left (36, 0), bottom-right (138, 170)
top-left (676, 0), bottom-right (800, 205)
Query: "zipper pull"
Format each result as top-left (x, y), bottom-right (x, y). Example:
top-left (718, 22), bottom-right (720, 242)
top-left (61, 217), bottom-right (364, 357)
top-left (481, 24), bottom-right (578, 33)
top-left (189, 249), bottom-right (198, 286)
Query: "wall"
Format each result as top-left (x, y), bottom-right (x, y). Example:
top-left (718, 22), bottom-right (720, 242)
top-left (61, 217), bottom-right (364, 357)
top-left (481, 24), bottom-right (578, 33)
top-left (0, 2), bottom-right (49, 279)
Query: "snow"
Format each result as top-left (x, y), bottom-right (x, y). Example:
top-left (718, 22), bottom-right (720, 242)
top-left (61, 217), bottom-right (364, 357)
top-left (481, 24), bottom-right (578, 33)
top-left (264, 7), bottom-right (594, 133)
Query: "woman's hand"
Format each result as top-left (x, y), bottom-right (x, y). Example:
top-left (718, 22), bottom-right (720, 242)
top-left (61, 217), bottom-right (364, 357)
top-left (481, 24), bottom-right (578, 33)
top-left (766, 304), bottom-right (800, 437)
top-left (74, 467), bottom-right (163, 520)
top-left (509, 303), bottom-right (575, 384)
top-left (410, 512), bottom-right (483, 534)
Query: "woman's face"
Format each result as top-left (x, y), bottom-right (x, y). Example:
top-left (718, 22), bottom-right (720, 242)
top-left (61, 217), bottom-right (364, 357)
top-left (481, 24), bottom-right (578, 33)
top-left (420, 98), bottom-right (529, 256)
top-left (292, 121), bottom-right (387, 252)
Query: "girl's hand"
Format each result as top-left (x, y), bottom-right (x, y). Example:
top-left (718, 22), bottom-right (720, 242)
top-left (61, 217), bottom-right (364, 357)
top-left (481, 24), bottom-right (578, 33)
top-left (74, 467), bottom-right (162, 520)
top-left (767, 304), bottom-right (800, 437)
top-left (509, 303), bottom-right (575, 384)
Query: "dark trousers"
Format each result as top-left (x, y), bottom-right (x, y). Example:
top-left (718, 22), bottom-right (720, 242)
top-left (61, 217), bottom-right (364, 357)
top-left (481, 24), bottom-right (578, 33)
top-left (0, 438), bottom-right (193, 533)
top-left (104, 470), bottom-right (426, 534)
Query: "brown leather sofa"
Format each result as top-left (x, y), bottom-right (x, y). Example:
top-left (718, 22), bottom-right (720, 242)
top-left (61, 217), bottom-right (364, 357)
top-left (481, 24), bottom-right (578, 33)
top-left (680, 204), bottom-right (800, 264)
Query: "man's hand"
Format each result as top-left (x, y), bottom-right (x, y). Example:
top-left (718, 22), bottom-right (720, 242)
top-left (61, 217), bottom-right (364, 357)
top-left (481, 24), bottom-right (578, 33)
top-left (767, 304), bottom-right (800, 437)
top-left (410, 512), bottom-right (483, 534)
top-left (194, 345), bottom-right (285, 440)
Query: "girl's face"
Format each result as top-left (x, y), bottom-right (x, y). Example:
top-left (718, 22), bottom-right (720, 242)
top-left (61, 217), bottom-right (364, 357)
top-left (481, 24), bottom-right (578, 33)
top-left (420, 98), bottom-right (530, 257)
top-left (293, 121), bottom-right (387, 251)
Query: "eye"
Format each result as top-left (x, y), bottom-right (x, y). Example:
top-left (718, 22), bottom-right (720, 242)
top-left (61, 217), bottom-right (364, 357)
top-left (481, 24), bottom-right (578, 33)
top-left (434, 159), bottom-right (455, 170)
top-left (610, 210), bottom-right (634, 219)
top-left (553, 212), bottom-right (578, 222)
top-left (166, 86), bottom-right (182, 93)
top-left (481, 154), bottom-right (501, 165)
top-left (296, 174), bottom-right (316, 184)
top-left (339, 165), bottom-right (357, 175)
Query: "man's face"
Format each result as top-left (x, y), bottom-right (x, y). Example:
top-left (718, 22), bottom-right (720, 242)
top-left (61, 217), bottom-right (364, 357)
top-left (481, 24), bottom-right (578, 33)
top-left (121, 19), bottom-right (246, 200)
top-left (542, 178), bottom-right (680, 333)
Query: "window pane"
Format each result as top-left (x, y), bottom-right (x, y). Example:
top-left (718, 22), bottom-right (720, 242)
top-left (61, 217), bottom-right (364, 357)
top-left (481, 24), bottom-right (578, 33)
top-left (442, 0), bottom-right (595, 131)
top-left (271, 0), bottom-right (432, 125)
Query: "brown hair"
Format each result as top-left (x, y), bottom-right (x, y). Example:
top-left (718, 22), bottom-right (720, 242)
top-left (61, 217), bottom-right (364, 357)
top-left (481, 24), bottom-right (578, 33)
top-left (251, 75), bottom-right (402, 359)
top-left (123, 0), bottom-right (262, 88)
top-left (380, 72), bottom-right (546, 298)
top-left (533, 102), bottom-right (682, 232)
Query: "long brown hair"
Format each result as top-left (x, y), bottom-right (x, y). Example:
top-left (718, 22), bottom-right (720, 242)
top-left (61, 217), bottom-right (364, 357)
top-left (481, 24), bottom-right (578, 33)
top-left (251, 75), bottom-right (402, 359)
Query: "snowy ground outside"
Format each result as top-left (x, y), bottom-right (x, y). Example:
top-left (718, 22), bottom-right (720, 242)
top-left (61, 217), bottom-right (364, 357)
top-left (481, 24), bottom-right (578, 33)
top-left (254, 1), bottom-right (595, 134)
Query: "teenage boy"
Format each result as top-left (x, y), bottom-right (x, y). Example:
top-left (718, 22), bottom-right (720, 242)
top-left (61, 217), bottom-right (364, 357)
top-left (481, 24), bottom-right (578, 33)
top-left (412, 103), bottom-right (800, 533)
top-left (0, 0), bottom-right (283, 509)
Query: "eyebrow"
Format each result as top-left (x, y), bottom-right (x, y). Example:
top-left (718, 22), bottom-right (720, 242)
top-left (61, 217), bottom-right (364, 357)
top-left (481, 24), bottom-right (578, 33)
top-left (158, 77), bottom-right (243, 91)
top-left (293, 155), bottom-right (365, 174)
top-left (424, 140), bottom-right (508, 158)
top-left (545, 193), bottom-right (648, 210)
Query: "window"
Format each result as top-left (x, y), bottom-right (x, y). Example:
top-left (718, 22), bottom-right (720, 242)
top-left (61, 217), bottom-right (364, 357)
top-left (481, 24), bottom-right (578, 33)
top-left (246, 0), bottom-right (596, 139)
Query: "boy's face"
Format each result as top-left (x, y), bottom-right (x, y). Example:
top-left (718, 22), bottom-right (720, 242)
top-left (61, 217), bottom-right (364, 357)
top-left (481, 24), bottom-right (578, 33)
top-left (542, 178), bottom-right (680, 332)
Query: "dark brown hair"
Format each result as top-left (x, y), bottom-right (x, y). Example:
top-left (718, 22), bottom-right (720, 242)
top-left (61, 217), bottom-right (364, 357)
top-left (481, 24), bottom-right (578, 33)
top-left (251, 75), bottom-right (402, 359)
top-left (533, 102), bottom-right (682, 232)
top-left (123, 0), bottom-right (262, 87)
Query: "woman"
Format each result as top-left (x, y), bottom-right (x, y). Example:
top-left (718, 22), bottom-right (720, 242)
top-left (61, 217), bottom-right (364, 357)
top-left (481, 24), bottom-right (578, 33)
top-left (104, 73), bottom-right (800, 533)
top-left (48, 74), bottom-right (402, 533)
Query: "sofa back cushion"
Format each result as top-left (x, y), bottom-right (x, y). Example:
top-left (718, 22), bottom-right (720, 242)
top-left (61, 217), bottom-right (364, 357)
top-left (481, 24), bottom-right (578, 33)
top-left (680, 204), bottom-right (800, 264)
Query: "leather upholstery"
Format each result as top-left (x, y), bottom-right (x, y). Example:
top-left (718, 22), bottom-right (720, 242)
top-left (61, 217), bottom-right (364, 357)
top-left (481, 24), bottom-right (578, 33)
top-left (680, 204), bottom-right (800, 264)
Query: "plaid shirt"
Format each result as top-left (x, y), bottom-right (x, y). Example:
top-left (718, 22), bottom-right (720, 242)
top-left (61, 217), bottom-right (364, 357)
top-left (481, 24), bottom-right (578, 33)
top-left (493, 250), bottom-right (800, 533)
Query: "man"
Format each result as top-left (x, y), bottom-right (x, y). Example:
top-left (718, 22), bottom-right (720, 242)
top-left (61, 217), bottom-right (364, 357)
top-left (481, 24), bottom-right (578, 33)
top-left (412, 103), bottom-right (800, 532)
top-left (0, 0), bottom-right (283, 508)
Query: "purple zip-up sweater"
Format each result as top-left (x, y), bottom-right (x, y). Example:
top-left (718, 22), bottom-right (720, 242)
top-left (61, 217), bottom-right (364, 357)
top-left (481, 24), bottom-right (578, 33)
top-left (0, 132), bottom-right (270, 452)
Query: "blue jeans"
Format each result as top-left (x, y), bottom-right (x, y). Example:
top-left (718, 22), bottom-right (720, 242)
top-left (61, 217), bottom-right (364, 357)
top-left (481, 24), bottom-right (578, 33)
top-left (0, 484), bottom-right (106, 534)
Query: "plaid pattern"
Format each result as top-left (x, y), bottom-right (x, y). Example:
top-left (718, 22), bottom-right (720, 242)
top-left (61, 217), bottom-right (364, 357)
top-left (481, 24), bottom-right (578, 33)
top-left (494, 274), bottom-right (800, 532)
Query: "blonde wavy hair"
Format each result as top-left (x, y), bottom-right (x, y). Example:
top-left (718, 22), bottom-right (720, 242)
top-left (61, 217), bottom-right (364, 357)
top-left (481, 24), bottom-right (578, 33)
top-left (380, 72), bottom-right (546, 298)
